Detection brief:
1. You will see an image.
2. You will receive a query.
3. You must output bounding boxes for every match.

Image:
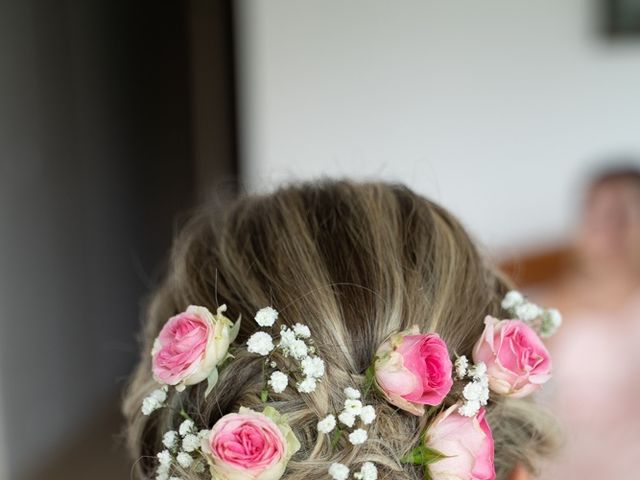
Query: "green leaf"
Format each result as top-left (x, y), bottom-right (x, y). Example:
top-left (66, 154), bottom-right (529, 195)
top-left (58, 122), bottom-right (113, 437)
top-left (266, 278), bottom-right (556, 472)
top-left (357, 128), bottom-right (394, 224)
top-left (204, 367), bottom-right (219, 397)
top-left (330, 427), bottom-right (342, 448)
top-left (363, 364), bottom-right (376, 398)
top-left (401, 446), bottom-right (448, 466)
top-left (260, 388), bottom-right (269, 403)
top-left (229, 315), bottom-right (242, 343)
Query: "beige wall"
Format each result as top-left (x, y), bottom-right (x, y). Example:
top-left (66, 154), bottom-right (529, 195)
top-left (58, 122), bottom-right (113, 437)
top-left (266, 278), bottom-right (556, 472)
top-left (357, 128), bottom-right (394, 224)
top-left (237, 0), bottom-right (640, 253)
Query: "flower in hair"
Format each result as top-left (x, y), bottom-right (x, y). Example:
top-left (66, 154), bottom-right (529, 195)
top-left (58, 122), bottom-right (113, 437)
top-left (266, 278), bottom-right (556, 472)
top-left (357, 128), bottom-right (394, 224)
top-left (354, 462), bottom-right (378, 480)
top-left (202, 406), bottom-right (301, 480)
top-left (245, 307), bottom-right (325, 397)
top-left (151, 305), bottom-right (240, 393)
top-left (359, 405), bottom-right (376, 425)
top-left (473, 316), bottom-right (551, 398)
top-left (348, 428), bottom-right (368, 445)
top-left (501, 290), bottom-right (562, 338)
top-left (501, 290), bottom-right (524, 310)
top-left (402, 405), bottom-right (495, 480)
top-left (455, 356), bottom-right (490, 417)
top-left (255, 306), bottom-right (278, 327)
top-left (247, 331), bottom-right (275, 356)
top-left (142, 385), bottom-right (168, 415)
top-left (152, 418), bottom-right (209, 479)
top-left (421, 405), bottom-right (495, 480)
top-left (268, 371), bottom-right (289, 393)
top-left (329, 463), bottom-right (350, 480)
top-left (372, 326), bottom-right (453, 416)
top-left (317, 414), bottom-right (336, 434)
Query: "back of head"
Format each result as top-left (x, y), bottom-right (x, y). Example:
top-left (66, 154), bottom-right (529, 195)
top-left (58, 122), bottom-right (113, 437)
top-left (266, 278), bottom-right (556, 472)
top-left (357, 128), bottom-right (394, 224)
top-left (124, 180), bottom-right (557, 480)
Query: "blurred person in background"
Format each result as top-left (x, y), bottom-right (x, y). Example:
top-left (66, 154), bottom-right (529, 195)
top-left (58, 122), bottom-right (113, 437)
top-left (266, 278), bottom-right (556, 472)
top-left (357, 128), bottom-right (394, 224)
top-left (538, 164), bottom-right (640, 479)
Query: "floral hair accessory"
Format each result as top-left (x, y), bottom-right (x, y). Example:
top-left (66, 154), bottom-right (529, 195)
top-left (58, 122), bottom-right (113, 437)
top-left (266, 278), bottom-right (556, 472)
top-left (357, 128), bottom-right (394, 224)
top-left (202, 406), bottom-right (300, 480)
top-left (402, 404), bottom-right (495, 480)
top-left (151, 305), bottom-right (241, 394)
top-left (454, 357), bottom-right (489, 417)
top-left (141, 290), bottom-right (558, 480)
top-left (501, 290), bottom-right (562, 338)
top-left (155, 418), bottom-right (210, 479)
top-left (245, 307), bottom-right (325, 399)
top-left (371, 326), bottom-right (453, 416)
top-left (316, 386), bottom-right (377, 447)
top-left (473, 315), bottom-right (552, 398)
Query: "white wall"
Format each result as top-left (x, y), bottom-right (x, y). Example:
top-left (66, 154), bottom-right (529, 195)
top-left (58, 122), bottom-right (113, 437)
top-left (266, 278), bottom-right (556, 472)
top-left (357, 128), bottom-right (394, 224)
top-left (236, 0), bottom-right (640, 254)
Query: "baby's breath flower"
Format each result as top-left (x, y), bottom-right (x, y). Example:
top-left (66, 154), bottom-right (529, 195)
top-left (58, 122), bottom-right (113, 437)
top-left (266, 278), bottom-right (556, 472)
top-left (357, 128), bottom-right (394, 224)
top-left (540, 308), bottom-right (562, 337)
top-left (142, 396), bottom-right (161, 416)
top-left (278, 327), bottom-right (296, 349)
top-left (338, 411), bottom-right (356, 427)
top-left (268, 371), bottom-right (289, 393)
top-left (329, 463), bottom-right (350, 480)
top-left (247, 331), bottom-right (275, 356)
top-left (348, 428), bottom-right (368, 445)
top-left (317, 414), bottom-right (337, 434)
top-left (142, 386), bottom-right (168, 415)
top-left (178, 419), bottom-right (195, 437)
top-left (157, 449), bottom-right (172, 467)
top-left (359, 405), bottom-right (376, 425)
top-left (162, 430), bottom-right (178, 449)
top-left (293, 323), bottom-right (311, 338)
top-left (458, 400), bottom-right (481, 417)
top-left (463, 382), bottom-right (483, 401)
top-left (151, 387), bottom-right (168, 403)
top-left (288, 339), bottom-right (308, 360)
top-left (455, 355), bottom-right (469, 379)
top-left (301, 356), bottom-right (325, 379)
top-left (343, 398), bottom-right (363, 416)
top-left (176, 452), bottom-right (193, 469)
top-left (181, 434), bottom-right (199, 453)
top-left (255, 306), bottom-right (278, 327)
top-left (297, 376), bottom-right (317, 393)
top-left (515, 302), bottom-right (542, 321)
top-left (469, 361), bottom-right (487, 379)
top-left (355, 462), bottom-right (378, 480)
top-left (501, 290), bottom-right (524, 310)
top-left (343, 387), bottom-right (361, 399)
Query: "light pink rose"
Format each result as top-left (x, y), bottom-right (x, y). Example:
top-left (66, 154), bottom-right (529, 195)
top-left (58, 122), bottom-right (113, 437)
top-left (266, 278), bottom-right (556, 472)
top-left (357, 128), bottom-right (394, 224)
top-left (473, 315), bottom-right (551, 398)
top-left (152, 305), bottom-right (234, 390)
top-left (203, 407), bottom-right (300, 480)
top-left (374, 326), bottom-right (453, 416)
top-left (426, 405), bottom-right (495, 480)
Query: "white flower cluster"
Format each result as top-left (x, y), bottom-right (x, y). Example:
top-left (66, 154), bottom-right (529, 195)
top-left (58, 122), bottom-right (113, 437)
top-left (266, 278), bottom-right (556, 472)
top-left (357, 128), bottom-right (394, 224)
top-left (246, 307), bottom-right (326, 394)
top-left (501, 290), bottom-right (562, 337)
top-left (317, 387), bottom-right (377, 450)
top-left (141, 385), bottom-right (168, 416)
top-left (155, 419), bottom-right (209, 480)
top-left (455, 356), bottom-right (489, 417)
top-left (329, 462), bottom-right (378, 480)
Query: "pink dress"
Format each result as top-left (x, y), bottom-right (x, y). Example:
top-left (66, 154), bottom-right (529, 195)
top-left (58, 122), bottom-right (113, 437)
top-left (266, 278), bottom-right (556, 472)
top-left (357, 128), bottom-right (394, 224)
top-left (542, 295), bottom-right (640, 479)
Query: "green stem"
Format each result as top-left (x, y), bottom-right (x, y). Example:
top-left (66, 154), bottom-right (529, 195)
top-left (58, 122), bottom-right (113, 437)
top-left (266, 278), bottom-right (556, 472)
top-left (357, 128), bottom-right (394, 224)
top-left (330, 427), bottom-right (342, 448)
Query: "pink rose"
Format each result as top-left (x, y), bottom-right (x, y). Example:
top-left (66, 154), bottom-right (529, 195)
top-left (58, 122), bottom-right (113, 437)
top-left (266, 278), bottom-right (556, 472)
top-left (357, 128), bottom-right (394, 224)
top-left (152, 305), bottom-right (235, 390)
top-left (473, 316), bottom-right (551, 398)
top-left (374, 326), bottom-right (453, 416)
top-left (426, 405), bottom-right (495, 480)
top-left (203, 407), bottom-right (300, 480)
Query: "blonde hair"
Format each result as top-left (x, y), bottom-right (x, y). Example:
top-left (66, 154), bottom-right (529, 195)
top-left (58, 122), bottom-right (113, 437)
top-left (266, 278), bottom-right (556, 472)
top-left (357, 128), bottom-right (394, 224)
top-left (123, 181), bottom-right (558, 479)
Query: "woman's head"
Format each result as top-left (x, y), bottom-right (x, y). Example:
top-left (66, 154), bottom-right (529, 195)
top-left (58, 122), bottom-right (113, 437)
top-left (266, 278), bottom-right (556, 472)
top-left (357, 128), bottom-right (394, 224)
top-left (578, 165), bottom-right (640, 268)
top-left (124, 181), bottom-right (557, 480)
